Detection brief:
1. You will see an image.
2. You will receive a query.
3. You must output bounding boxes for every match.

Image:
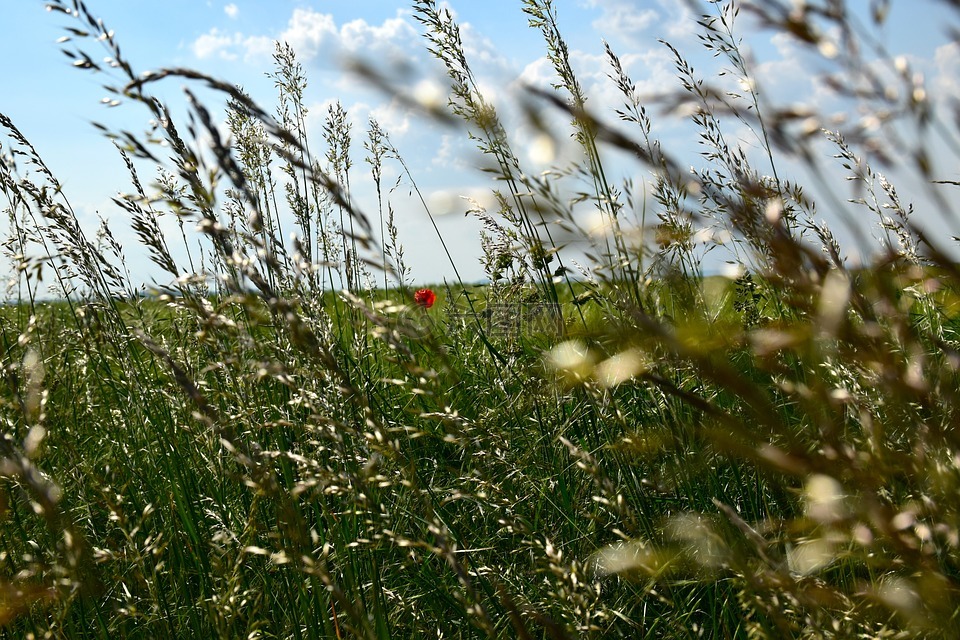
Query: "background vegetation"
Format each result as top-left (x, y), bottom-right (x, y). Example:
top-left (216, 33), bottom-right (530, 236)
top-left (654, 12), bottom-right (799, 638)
top-left (1, 0), bottom-right (960, 637)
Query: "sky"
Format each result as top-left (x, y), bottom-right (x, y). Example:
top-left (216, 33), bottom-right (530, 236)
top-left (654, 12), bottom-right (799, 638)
top-left (2, 0), bottom-right (960, 292)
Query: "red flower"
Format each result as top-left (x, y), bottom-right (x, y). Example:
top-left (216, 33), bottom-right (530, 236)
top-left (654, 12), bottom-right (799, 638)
top-left (414, 288), bottom-right (436, 309)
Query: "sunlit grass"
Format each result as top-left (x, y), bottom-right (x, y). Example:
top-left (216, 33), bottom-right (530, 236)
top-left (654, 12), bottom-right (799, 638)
top-left (1, 0), bottom-right (959, 638)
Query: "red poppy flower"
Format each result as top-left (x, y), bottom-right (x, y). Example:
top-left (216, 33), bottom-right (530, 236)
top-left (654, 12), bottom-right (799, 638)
top-left (414, 288), bottom-right (436, 309)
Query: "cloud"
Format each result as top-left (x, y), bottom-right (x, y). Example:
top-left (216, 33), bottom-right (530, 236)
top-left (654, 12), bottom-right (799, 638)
top-left (517, 46), bottom-right (674, 122)
top-left (192, 28), bottom-right (239, 61)
top-left (933, 41), bottom-right (960, 101)
top-left (336, 98), bottom-right (414, 138)
top-left (191, 8), bottom-right (422, 71)
top-left (749, 31), bottom-right (849, 122)
top-left (589, 1), bottom-right (658, 44)
top-left (191, 28), bottom-right (272, 62)
top-left (224, 3), bottom-right (238, 19)
top-left (656, 0), bottom-right (698, 42)
top-left (430, 133), bottom-right (478, 172)
top-left (276, 9), bottom-right (340, 61)
top-left (581, 0), bottom-right (695, 45)
top-left (754, 33), bottom-right (821, 99)
top-left (340, 15), bottom-right (418, 58)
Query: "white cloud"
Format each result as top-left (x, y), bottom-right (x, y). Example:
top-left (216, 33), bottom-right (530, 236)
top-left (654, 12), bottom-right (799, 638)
top-left (657, 0), bottom-right (697, 42)
top-left (933, 42), bottom-right (960, 101)
top-left (370, 100), bottom-right (413, 136)
top-left (433, 134), bottom-right (454, 167)
top-left (191, 8), bottom-right (423, 70)
top-left (427, 187), bottom-right (498, 216)
top-left (430, 133), bottom-right (476, 171)
top-left (191, 27), bottom-right (272, 62)
top-left (192, 28), bottom-right (238, 60)
top-left (590, 1), bottom-right (658, 44)
top-left (517, 46), bottom-right (673, 121)
top-left (583, 0), bottom-right (695, 45)
top-left (340, 98), bottom-right (414, 138)
top-left (516, 56), bottom-right (553, 89)
top-left (277, 9), bottom-right (339, 61)
top-left (340, 15), bottom-right (416, 56)
top-left (224, 3), bottom-right (238, 19)
top-left (753, 32), bottom-right (837, 111)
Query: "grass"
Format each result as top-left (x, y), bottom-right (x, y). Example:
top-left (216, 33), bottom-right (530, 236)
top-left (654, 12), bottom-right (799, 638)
top-left (2, 0), bottom-right (960, 637)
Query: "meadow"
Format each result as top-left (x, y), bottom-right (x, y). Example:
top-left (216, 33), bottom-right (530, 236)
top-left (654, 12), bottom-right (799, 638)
top-left (2, 0), bottom-right (960, 637)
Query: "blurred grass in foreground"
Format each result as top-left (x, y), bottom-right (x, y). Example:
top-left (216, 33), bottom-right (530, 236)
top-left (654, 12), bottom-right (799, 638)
top-left (1, 0), bottom-right (960, 637)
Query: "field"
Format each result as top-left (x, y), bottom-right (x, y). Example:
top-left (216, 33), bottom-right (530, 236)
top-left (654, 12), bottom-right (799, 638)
top-left (2, 0), bottom-right (960, 638)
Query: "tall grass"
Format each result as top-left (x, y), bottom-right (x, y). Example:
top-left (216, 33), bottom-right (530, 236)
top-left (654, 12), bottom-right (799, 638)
top-left (1, 0), bottom-right (960, 637)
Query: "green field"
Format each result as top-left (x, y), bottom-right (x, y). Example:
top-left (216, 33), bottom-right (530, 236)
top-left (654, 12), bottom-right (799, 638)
top-left (2, 1), bottom-right (960, 637)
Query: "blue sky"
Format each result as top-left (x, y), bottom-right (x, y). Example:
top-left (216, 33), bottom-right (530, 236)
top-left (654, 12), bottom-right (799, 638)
top-left (2, 1), bottom-right (959, 291)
